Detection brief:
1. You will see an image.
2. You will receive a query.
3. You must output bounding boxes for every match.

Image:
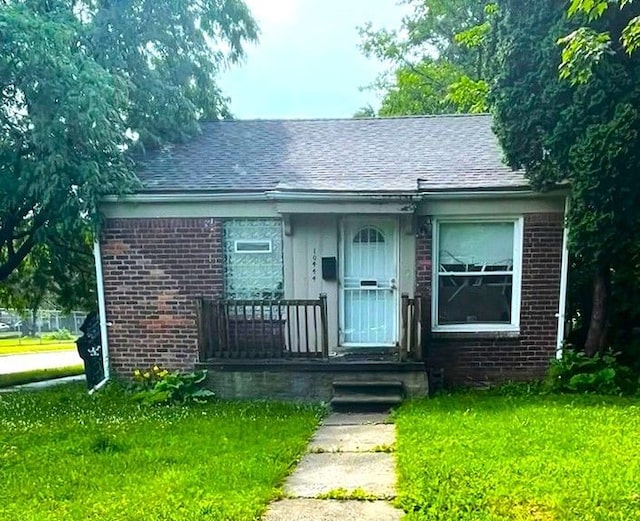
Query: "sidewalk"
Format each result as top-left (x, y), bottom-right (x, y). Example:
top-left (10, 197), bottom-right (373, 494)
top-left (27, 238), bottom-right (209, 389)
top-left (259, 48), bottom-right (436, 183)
top-left (0, 350), bottom-right (82, 375)
top-left (0, 374), bottom-right (86, 393)
top-left (263, 412), bottom-right (403, 520)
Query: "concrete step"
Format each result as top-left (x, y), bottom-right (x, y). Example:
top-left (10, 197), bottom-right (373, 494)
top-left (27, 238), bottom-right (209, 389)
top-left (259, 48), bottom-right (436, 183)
top-left (330, 393), bottom-right (404, 406)
top-left (330, 379), bottom-right (405, 411)
top-left (332, 380), bottom-right (404, 390)
top-left (332, 380), bottom-right (405, 398)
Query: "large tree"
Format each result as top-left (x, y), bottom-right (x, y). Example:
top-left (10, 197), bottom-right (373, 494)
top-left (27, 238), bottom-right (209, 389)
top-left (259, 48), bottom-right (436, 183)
top-left (491, 0), bottom-right (640, 356)
top-left (359, 0), bottom-right (495, 115)
top-left (0, 0), bottom-right (257, 310)
top-left (560, 0), bottom-right (640, 83)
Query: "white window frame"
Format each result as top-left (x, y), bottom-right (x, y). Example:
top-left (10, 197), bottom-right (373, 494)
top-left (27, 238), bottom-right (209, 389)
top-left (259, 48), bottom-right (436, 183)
top-left (233, 239), bottom-right (273, 254)
top-left (431, 216), bottom-right (523, 333)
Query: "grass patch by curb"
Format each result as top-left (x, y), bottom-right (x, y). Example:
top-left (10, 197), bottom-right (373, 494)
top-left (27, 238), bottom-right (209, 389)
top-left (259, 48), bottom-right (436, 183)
top-left (0, 364), bottom-right (84, 388)
top-left (0, 337), bottom-right (76, 355)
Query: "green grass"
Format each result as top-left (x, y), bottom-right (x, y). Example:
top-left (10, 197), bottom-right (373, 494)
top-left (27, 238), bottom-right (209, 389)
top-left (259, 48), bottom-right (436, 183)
top-left (0, 365), bottom-right (85, 388)
top-left (0, 337), bottom-right (76, 355)
top-left (0, 384), bottom-right (324, 520)
top-left (395, 393), bottom-right (640, 520)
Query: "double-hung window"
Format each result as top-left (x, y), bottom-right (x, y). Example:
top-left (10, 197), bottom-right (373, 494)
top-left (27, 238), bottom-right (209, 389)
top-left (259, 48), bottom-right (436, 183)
top-left (433, 218), bottom-right (523, 332)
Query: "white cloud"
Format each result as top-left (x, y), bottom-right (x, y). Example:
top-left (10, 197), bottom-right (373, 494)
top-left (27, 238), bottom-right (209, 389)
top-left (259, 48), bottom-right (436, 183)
top-left (245, 0), bottom-right (299, 28)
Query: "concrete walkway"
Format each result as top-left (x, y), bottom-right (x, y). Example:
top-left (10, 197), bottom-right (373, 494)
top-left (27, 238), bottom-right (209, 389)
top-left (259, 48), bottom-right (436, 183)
top-left (0, 350), bottom-right (82, 375)
top-left (263, 412), bottom-right (404, 520)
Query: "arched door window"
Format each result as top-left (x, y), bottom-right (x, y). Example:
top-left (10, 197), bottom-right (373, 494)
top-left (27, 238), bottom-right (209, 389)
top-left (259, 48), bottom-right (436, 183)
top-left (353, 227), bottom-right (385, 244)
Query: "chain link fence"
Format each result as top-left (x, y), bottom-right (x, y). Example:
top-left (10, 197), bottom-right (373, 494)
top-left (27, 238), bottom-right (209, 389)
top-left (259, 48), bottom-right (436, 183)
top-left (0, 309), bottom-right (87, 337)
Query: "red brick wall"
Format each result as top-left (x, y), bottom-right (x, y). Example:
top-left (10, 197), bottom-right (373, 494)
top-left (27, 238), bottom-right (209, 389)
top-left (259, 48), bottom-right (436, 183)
top-left (417, 213), bottom-right (564, 387)
top-left (100, 218), bottom-right (223, 376)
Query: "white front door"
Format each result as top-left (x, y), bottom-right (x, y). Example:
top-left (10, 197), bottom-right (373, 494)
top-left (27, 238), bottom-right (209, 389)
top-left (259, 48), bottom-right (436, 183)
top-left (340, 217), bottom-right (398, 347)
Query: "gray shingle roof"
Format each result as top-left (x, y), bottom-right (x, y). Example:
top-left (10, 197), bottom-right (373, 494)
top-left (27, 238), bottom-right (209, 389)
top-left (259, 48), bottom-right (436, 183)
top-left (134, 114), bottom-right (528, 194)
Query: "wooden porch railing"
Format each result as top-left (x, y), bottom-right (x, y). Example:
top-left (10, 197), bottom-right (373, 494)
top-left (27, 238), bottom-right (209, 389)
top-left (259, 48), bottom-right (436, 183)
top-left (196, 294), bottom-right (329, 360)
top-left (399, 293), bottom-right (425, 362)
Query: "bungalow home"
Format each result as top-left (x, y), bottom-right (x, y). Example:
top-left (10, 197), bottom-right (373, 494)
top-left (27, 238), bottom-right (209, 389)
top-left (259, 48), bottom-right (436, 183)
top-left (95, 114), bottom-right (568, 401)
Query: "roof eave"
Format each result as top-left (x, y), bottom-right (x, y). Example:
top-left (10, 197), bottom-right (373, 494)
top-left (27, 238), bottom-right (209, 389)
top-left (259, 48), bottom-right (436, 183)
top-left (101, 185), bottom-right (570, 204)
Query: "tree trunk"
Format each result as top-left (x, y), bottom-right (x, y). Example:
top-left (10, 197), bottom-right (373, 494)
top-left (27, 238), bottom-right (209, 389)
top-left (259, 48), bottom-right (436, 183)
top-left (584, 268), bottom-right (609, 356)
top-left (29, 308), bottom-right (38, 337)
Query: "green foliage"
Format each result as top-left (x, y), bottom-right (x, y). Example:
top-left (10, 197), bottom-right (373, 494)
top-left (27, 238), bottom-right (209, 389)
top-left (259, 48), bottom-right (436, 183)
top-left (546, 349), bottom-right (638, 395)
top-left (0, 383), bottom-right (324, 520)
top-left (130, 366), bottom-right (215, 405)
top-left (0, 0), bottom-right (257, 303)
top-left (0, 3), bottom-right (134, 284)
top-left (446, 76), bottom-right (489, 113)
top-left (395, 393), bottom-right (640, 519)
top-left (353, 104), bottom-right (376, 118)
top-left (562, 0), bottom-right (640, 84)
top-left (371, 443), bottom-right (396, 453)
top-left (41, 328), bottom-right (76, 341)
top-left (559, 27), bottom-right (613, 84)
top-left (491, 0), bottom-right (640, 355)
top-left (378, 61), bottom-right (463, 116)
top-left (316, 488), bottom-right (381, 501)
top-left (359, 0), bottom-right (495, 115)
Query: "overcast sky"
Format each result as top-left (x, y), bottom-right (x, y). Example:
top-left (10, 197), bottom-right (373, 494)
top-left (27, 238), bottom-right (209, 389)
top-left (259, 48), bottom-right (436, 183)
top-left (218, 0), bottom-right (405, 119)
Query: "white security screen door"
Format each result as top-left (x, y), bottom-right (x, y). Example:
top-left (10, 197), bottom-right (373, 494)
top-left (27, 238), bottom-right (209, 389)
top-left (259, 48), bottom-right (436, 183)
top-left (340, 217), bottom-right (398, 346)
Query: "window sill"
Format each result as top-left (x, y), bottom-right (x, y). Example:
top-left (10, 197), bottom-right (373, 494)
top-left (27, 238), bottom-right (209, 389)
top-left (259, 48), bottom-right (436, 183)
top-left (431, 329), bottom-right (520, 340)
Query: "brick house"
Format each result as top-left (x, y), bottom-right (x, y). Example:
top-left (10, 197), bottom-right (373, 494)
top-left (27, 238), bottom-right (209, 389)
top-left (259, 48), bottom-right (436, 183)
top-left (96, 114), bottom-right (568, 399)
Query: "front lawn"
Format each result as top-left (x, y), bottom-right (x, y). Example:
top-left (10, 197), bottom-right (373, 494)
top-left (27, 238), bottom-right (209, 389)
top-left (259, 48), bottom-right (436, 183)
top-left (0, 384), bottom-right (324, 521)
top-left (395, 393), bottom-right (640, 520)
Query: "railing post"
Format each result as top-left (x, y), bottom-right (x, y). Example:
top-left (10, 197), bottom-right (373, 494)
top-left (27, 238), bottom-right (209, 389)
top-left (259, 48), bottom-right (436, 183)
top-left (319, 293), bottom-right (329, 359)
top-left (196, 299), bottom-right (206, 362)
top-left (414, 296), bottom-right (424, 361)
top-left (400, 293), bottom-right (409, 362)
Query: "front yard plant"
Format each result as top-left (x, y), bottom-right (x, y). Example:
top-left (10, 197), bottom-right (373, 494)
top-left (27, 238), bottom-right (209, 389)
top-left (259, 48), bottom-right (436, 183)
top-left (0, 383), bottom-right (323, 521)
top-left (395, 393), bottom-right (640, 520)
top-left (130, 366), bottom-right (215, 405)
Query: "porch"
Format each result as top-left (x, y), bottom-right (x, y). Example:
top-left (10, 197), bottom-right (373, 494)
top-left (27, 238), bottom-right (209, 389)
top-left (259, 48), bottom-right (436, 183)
top-left (195, 294), bottom-right (428, 401)
top-left (195, 293), bottom-right (426, 363)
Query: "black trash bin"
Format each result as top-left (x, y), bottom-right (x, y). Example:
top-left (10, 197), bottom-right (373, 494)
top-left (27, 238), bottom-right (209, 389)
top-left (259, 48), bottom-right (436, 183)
top-left (76, 312), bottom-right (104, 389)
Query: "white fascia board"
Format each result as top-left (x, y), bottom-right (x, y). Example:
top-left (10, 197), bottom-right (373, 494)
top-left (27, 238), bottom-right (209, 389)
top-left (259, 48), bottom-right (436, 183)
top-left (418, 187), bottom-right (570, 199)
top-left (265, 190), bottom-right (417, 201)
top-left (102, 192), bottom-right (269, 203)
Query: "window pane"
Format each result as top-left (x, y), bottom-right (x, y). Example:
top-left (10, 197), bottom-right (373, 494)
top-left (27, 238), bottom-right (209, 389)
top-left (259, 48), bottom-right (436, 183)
top-left (224, 219), bottom-right (283, 299)
top-left (235, 240), bottom-right (272, 253)
top-left (438, 274), bottom-right (512, 324)
top-left (439, 222), bottom-right (514, 272)
top-left (353, 227), bottom-right (385, 244)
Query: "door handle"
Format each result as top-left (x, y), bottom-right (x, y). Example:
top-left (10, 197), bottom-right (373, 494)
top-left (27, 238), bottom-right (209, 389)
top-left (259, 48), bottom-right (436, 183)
top-left (390, 278), bottom-right (397, 290)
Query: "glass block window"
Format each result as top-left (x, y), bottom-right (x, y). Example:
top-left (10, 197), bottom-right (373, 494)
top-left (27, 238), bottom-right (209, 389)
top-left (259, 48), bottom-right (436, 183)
top-left (223, 219), bottom-right (284, 300)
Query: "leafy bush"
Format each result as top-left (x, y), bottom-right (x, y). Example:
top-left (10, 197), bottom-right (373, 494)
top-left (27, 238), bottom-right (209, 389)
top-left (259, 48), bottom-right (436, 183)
top-left (130, 366), bottom-right (215, 405)
top-left (545, 349), bottom-right (639, 395)
top-left (41, 328), bottom-right (76, 341)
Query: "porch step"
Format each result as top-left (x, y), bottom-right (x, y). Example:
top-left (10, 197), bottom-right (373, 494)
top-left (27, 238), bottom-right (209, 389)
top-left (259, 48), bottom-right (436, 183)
top-left (330, 380), bottom-right (405, 411)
